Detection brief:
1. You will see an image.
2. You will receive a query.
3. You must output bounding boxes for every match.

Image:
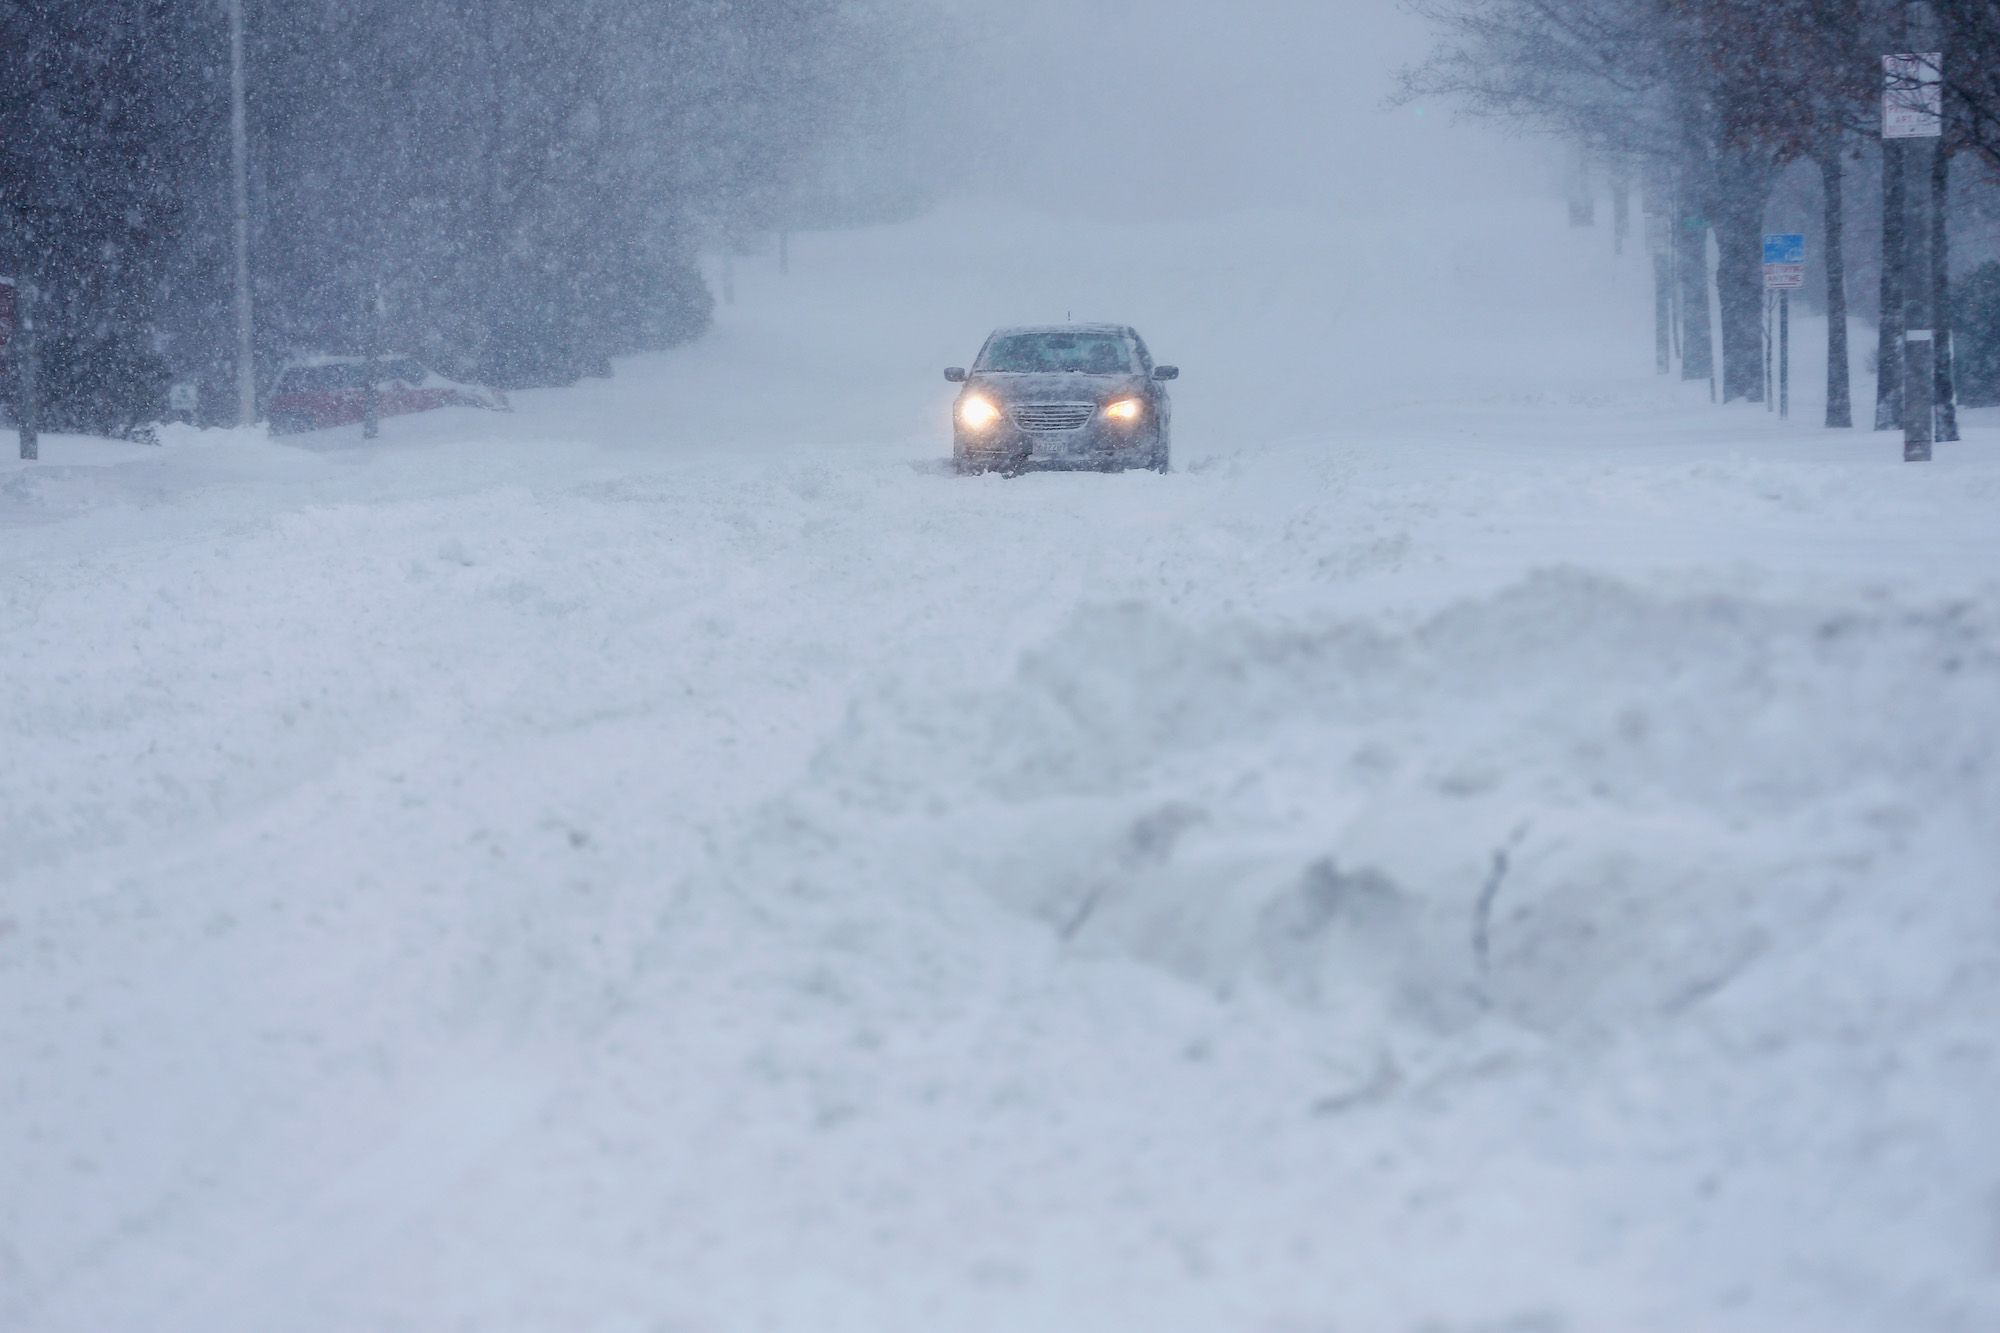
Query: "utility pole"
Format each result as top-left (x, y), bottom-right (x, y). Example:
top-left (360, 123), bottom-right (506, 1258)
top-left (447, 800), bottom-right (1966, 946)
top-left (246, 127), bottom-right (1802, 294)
top-left (1885, 32), bottom-right (1943, 461)
top-left (1902, 126), bottom-right (1936, 463)
top-left (229, 0), bottom-right (257, 427)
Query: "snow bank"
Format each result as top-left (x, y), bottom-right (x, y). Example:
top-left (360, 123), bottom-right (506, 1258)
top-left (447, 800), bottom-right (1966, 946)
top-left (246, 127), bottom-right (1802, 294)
top-left (711, 570), bottom-right (2000, 1328)
top-left (801, 572), bottom-right (1996, 1035)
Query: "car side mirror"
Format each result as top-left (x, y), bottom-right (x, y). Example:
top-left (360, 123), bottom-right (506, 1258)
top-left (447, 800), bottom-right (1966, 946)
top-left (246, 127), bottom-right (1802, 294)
top-left (944, 367), bottom-right (967, 383)
top-left (1153, 365), bottom-right (1179, 381)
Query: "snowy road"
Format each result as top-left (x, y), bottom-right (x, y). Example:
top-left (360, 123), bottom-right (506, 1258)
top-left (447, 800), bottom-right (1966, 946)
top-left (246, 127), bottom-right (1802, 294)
top-left (4, 202), bottom-right (2000, 1331)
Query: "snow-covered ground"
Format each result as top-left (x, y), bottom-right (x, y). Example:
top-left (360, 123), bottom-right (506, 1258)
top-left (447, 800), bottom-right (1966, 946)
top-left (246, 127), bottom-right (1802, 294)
top-left (3, 197), bottom-right (1998, 1332)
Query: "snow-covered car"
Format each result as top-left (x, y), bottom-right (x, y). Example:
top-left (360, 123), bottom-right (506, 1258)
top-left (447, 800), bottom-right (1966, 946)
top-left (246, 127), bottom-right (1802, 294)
top-left (946, 324), bottom-right (1176, 474)
top-left (266, 355), bottom-right (509, 435)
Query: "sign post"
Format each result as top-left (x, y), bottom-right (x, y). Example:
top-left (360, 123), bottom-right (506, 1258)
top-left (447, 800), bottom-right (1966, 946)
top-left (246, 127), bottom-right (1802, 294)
top-left (1885, 51), bottom-right (1943, 462)
top-left (1780, 284), bottom-right (1790, 419)
top-left (1763, 292), bottom-right (1773, 411)
top-left (1762, 234), bottom-right (1804, 420)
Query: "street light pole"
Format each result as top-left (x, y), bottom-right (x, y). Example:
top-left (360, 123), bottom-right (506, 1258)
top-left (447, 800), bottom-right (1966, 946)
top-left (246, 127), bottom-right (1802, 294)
top-left (229, 0), bottom-right (256, 427)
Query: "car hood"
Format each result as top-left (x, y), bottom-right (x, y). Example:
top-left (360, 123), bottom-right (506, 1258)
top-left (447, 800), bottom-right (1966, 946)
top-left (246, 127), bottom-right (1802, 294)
top-left (968, 371), bottom-right (1145, 401)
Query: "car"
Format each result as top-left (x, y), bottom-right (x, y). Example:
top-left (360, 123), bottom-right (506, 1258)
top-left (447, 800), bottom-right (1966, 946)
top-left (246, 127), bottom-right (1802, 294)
top-left (266, 355), bottom-right (509, 435)
top-left (945, 324), bottom-right (1177, 474)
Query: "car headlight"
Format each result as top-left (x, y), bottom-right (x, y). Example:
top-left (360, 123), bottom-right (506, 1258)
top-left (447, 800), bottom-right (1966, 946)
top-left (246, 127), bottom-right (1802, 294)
top-left (1104, 397), bottom-right (1143, 423)
top-left (958, 395), bottom-right (1002, 430)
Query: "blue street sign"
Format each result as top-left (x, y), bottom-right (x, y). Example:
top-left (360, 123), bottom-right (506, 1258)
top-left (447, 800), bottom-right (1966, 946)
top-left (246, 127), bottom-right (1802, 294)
top-left (1763, 233), bottom-right (1805, 265)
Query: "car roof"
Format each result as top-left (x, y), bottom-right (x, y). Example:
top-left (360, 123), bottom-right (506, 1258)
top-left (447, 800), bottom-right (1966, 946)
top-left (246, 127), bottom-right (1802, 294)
top-left (987, 323), bottom-right (1136, 339)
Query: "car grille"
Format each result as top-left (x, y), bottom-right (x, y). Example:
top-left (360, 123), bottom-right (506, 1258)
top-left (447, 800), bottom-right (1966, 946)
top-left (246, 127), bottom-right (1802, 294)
top-left (1011, 402), bottom-right (1096, 432)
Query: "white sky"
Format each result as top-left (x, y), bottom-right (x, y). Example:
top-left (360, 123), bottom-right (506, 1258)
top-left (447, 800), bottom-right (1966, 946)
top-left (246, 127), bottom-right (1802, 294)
top-left (936, 0), bottom-right (1545, 217)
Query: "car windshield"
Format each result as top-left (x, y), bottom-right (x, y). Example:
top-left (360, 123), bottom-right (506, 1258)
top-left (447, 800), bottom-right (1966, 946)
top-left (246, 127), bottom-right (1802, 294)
top-left (278, 360), bottom-right (432, 392)
top-left (978, 331), bottom-right (1133, 375)
top-left (278, 363), bottom-right (368, 392)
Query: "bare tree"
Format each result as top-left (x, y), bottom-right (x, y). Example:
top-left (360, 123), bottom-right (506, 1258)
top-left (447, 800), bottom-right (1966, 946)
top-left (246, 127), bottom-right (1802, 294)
top-left (1405, 0), bottom-right (1930, 423)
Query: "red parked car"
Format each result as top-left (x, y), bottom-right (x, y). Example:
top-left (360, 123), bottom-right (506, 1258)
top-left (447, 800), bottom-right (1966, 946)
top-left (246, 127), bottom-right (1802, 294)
top-left (266, 355), bottom-right (509, 435)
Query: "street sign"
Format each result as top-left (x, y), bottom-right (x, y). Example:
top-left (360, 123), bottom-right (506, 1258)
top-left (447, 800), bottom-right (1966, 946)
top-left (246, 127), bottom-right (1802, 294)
top-left (1763, 234), bottom-right (1805, 290)
top-left (1884, 53), bottom-right (1943, 139)
top-left (1762, 234), bottom-right (1805, 265)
